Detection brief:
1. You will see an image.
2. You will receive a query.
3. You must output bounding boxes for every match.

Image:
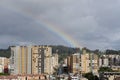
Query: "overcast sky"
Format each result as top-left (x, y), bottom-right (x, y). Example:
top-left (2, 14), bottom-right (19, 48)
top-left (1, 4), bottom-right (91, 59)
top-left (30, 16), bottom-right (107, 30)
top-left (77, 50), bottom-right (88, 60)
top-left (0, 0), bottom-right (120, 50)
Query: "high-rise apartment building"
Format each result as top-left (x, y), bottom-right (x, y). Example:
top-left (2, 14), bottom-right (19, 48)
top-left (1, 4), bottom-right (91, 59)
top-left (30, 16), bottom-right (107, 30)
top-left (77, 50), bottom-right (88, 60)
top-left (67, 53), bottom-right (80, 74)
top-left (99, 54), bottom-right (120, 67)
top-left (99, 55), bottom-right (109, 67)
top-left (32, 46), bottom-right (53, 74)
top-left (67, 49), bottom-right (99, 74)
top-left (52, 54), bottom-right (58, 67)
top-left (67, 56), bottom-right (71, 71)
top-left (51, 53), bottom-right (59, 73)
top-left (10, 46), bottom-right (32, 74)
top-left (71, 53), bottom-right (80, 74)
top-left (81, 49), bottom-right (99, 74)
top-left (10, 45), bottom-right (56, 75)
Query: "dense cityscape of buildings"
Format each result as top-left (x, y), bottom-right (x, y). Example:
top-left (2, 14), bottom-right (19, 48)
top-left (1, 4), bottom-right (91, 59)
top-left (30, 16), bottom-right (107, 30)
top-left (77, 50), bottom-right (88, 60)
top-left (65, 50), bottom-right (120, 75)
top-left (10, 45), bottom-right (58, 75)
top-left (0, 45), bottom-right (120, 80)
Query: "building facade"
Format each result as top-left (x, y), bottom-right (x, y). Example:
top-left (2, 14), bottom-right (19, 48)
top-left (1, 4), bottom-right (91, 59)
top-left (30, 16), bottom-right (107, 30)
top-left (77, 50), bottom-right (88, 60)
top-left (67, 53), bottom-right (80, 74)
top-left (99, 55), bottom-right (109, 67)
top-left (51, 53), bottom-right (59, 73)
top-left (67, 49), bottom-right (99, 74)
top-left (10, 45), bottom-right (57, 75)
top-left (32, 46), bottom-right (53, 74)
top-left (71, 53), bottom-right (80, 74)
top-left (81, 50), bottom-right (99, 74)
top-left (99, 54), bottom-right (120, 72)
top-left (0, 57), bottom-right (9, 73)
top-left (10, 46), bottom-right (32, 74)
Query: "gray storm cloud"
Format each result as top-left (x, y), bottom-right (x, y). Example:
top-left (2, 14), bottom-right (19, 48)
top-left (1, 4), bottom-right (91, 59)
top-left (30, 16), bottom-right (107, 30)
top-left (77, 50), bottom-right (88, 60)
top-left (0, 0), bottom-right (120, 50)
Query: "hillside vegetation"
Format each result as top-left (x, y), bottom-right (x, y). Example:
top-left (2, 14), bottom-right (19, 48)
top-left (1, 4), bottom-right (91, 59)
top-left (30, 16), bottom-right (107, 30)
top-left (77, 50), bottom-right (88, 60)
top-left (0, 46), bottom-right (120, 59)
top-left (0, 47), bottom-right (11, 58)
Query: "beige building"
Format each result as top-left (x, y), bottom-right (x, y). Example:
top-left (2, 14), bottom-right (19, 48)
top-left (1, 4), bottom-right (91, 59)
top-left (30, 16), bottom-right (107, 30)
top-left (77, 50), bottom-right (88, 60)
top-left (99, 55), bottom-right (109, 67)
top-left (0, 57), bottom-right (9, 73)
top-left (71, 53), bottom-right (80, 74)
top-left (10, 46), bottom-right (32, 74)
top-left (51, 53), bottom-right (59, 73)
top-left (67, 49), bottom-right (99, 74)
top-left (99, 54), bottom-right (120, 72)
top-left (32, 46), bottom-right (53, 74)
top-left (67, 56), bottom-right (71, 71)
top-left (10, 45), bottom-right (58, 75)
top-left (52, 53), bottom-right (59, 68)
top-left (67, 53), bottom-right (80, 74)
top-left (63, 58), bottom-right (67, 65)
top-left (81, 49), bottom-right (99, 74)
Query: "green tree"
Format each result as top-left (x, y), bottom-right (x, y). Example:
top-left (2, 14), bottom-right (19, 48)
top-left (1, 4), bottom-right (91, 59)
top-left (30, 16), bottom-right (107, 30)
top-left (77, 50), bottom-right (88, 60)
top-left (83, 72), bottom-right (99, 80)
top-left (98, 67), bottom-right (113, 72)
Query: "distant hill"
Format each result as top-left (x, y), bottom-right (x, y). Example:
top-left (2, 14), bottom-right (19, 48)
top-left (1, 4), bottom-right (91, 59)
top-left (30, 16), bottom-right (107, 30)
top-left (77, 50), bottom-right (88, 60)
top-left (50, 45), bottom-right (80, 62)
top-left (0, 45), bottom-right (80, 59)
top-left (106, 49), bottom-right (120, 54)
top-left (0, 47), bottom-right (11, 58)
top-left (50, 45), bottom-right (80, 54)
top-left (0, 45), bottom-right (119, 62)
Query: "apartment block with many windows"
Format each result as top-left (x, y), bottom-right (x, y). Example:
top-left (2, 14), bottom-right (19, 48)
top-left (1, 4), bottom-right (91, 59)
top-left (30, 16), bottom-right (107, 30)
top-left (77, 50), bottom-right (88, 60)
top-left (10, 45), bottom-right (58, 75)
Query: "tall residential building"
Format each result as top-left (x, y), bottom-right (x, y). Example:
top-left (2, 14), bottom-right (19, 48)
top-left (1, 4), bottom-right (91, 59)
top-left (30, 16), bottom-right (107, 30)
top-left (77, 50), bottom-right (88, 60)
top-left (99, 54), bottom-right (120, 71)
top-left (67, 50), bottom-right (99, 74)
top-left (99, 54), bottom-right (120, 67)
top-left (51, 53), bottom-right (59, 73)
top-left (32, 46), bottom-right (53, 74)
top-left (10, 45), bottom-right (55, 75)
top-left (52, 54), bottom-right (59, 68)
top-left (108, 54), bottom-right (120, 66)
top-left (10, 46), bottom-right (32, 74)
top-left (67, 53), bottom-right (80, 74)
top-left (99, 55), bottom-right (109, 67)
top-left (81, 49), bottom-right (99, 74)
top-left (67, 56), bottom-right (71, 72)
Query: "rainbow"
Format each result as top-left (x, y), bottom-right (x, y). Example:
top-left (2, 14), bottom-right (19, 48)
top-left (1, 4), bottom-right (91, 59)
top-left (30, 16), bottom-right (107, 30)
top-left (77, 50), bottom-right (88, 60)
top-left (0, 3), bottom-right (81, 48)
